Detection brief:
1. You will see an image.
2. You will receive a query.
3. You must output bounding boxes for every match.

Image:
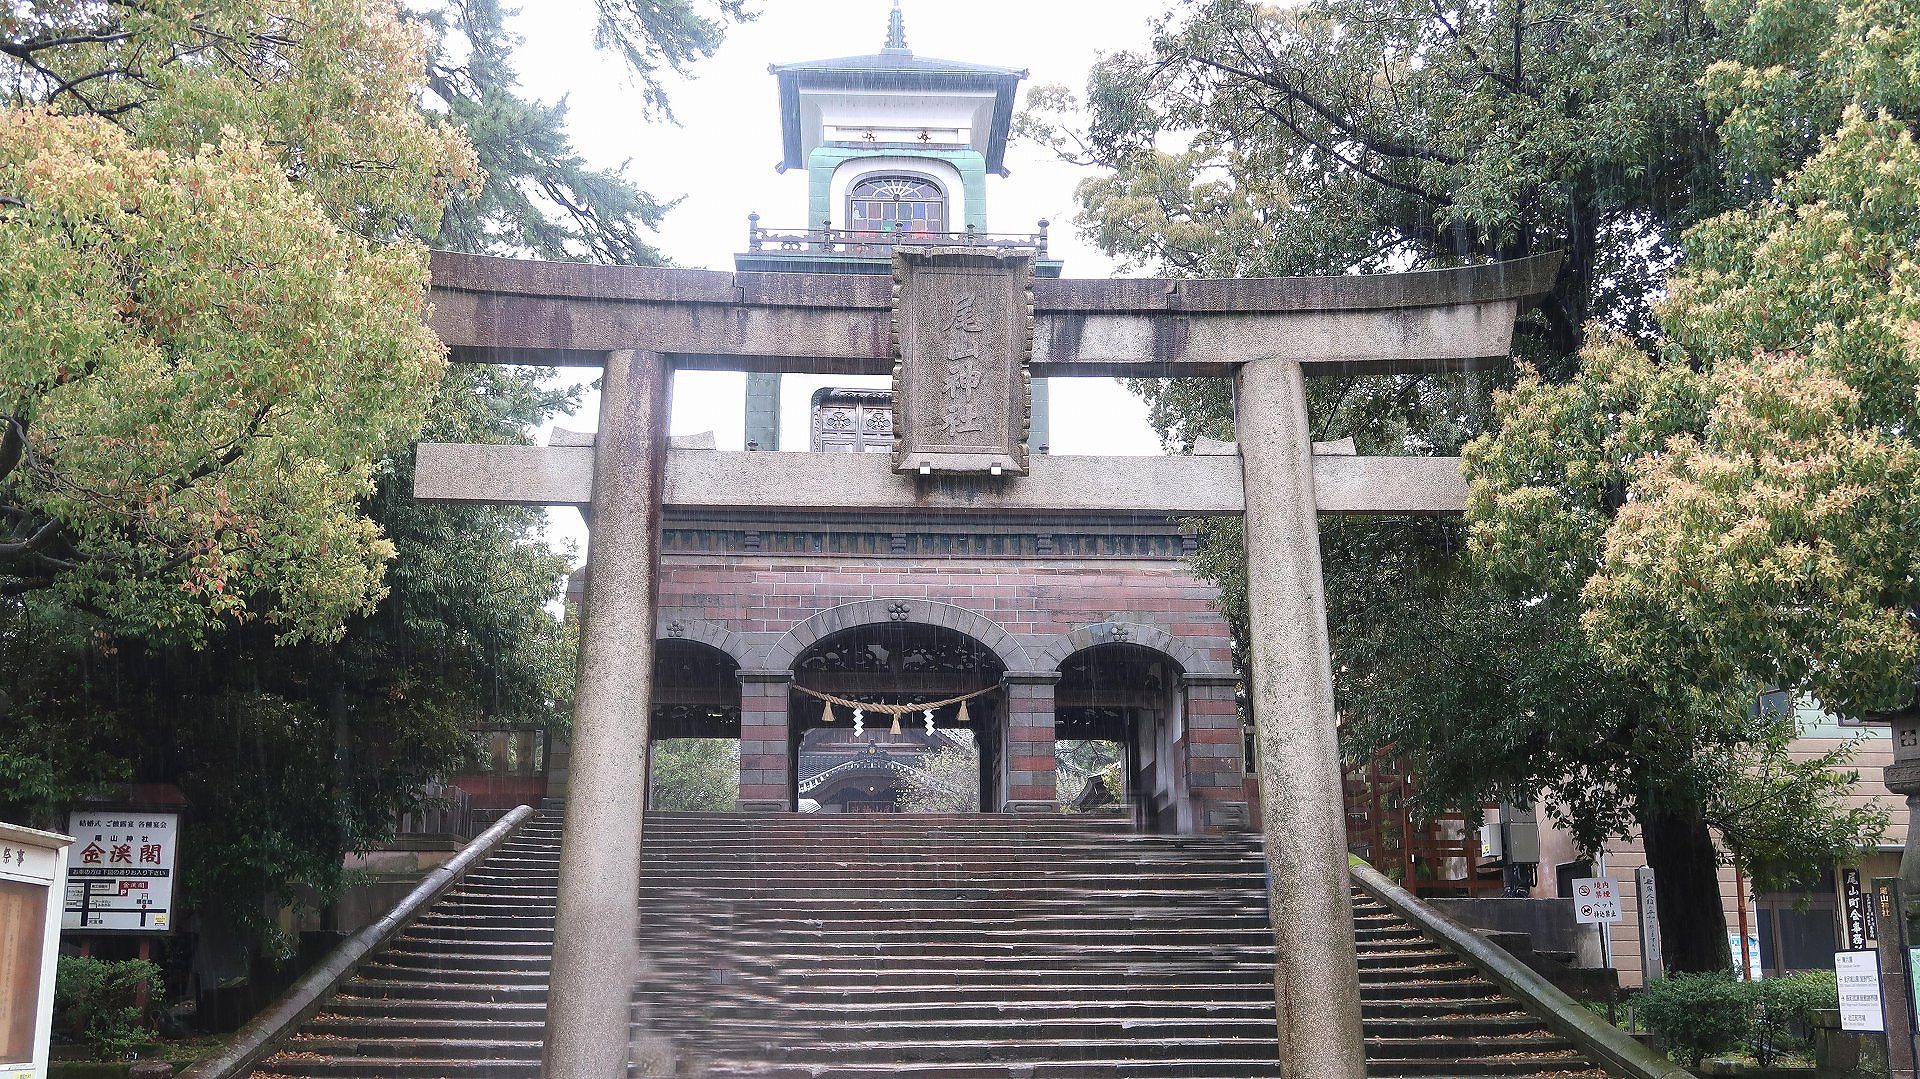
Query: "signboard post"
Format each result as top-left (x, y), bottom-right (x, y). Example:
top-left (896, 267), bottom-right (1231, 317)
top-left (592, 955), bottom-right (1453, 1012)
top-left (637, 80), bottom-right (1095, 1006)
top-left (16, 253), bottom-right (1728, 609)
top-left (61, 811), bottom-right (178, 934)
top-left (0, 821), bottom-right (73, 1079)
top-left (1837, 950), bottom-right (1887, 1032)
top-left (1573, 875), bottom-right (1622, 977)
top-left (1635, 867), bottom-right (1665, 983)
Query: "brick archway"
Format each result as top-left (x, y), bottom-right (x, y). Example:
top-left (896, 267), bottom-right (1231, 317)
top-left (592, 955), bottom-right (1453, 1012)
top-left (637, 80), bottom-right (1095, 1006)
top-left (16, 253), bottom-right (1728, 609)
top-left (756, 599), bottom-right (1034, 675)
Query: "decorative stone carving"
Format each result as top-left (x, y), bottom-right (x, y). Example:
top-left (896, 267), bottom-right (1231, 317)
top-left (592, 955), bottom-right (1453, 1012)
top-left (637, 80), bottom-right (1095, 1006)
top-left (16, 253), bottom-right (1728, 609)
top-left (889, 247), bottom-right (1034, 476)
top-left (887, 601), bottom-right (912, 621)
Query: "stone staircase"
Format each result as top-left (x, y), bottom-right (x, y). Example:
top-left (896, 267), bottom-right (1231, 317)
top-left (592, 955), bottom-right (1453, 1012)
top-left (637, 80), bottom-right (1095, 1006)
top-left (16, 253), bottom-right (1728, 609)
top-left (258, 812), bottom-right (1611, 1078)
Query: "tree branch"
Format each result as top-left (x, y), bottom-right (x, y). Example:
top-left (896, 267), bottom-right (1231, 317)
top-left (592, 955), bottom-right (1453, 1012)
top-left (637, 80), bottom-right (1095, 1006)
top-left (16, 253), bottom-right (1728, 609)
top-left (0, 518), bottom-right (62, 560)
top-left (1177, 51), bottom-right (1461, 166)
top-left (0, 414), bottom-right (23, 484)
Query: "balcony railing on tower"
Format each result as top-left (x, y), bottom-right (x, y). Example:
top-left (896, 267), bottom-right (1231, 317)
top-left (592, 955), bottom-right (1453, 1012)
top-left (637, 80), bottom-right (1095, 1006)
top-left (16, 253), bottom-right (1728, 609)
top-left (746, 214), bottom-right (1050, 259)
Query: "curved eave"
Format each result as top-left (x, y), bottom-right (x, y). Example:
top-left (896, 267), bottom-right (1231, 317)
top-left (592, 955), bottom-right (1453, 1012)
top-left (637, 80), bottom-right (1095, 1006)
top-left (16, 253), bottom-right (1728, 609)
top-left (775, 66), bottom-right (1025, 174)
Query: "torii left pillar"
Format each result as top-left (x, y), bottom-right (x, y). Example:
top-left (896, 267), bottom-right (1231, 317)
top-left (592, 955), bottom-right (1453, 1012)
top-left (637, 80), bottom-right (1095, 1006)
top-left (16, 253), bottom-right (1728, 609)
top-left (542, 350), bottom-right (671, 1077)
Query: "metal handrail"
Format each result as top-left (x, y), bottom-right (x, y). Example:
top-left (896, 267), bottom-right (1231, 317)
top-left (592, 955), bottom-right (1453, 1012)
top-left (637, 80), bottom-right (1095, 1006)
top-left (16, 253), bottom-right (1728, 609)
top-left (746, 215), bottom-right (1050, 258)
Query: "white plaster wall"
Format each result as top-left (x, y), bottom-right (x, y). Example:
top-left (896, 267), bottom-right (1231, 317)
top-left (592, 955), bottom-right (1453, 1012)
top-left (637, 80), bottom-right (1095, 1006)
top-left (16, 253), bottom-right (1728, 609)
top-left (829, 156), bottom-right (966, 230)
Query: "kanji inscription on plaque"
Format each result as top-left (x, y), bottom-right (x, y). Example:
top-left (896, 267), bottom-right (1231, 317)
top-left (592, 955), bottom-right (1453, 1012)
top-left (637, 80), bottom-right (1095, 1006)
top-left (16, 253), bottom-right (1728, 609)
top-left (890, 247), bottom-right (1034, 476)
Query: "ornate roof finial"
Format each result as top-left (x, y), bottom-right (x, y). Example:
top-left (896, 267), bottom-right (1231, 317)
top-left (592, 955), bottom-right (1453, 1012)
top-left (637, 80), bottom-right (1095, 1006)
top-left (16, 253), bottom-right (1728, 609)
top-left (884, 0), bottom-right (908, 52)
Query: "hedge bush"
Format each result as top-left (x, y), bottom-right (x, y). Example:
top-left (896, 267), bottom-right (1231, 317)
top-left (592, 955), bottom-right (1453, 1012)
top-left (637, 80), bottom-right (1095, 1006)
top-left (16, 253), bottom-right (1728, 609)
top-left (1750, 970), bottom-right (1838, 1066)
top-left (1637, 969), bottom-right (1840, 1067)
top-left (53, 956), bottom-right (163, 1057)
top-left (1638, 970), bottom-right (1754, 1067)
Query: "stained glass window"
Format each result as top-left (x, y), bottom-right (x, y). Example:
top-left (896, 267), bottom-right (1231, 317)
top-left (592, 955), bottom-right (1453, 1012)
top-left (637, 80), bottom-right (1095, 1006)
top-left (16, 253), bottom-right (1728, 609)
top-left (847, 174), bottom-right (947, 236)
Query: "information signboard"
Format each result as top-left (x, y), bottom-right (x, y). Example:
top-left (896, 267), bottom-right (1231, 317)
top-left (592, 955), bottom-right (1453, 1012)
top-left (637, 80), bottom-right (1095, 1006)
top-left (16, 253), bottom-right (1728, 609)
top-left (1835, 950), bottom-right (1886, 1032)
top-left (0, 822), bottom-right (72, 1079)
top-left (61, 811), bottom-right (177, 933)
top-left (1572, 876), bottom-right (1622, 924)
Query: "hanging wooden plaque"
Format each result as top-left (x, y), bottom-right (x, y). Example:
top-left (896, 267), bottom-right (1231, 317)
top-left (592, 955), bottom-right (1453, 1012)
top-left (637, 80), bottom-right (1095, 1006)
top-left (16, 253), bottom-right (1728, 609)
top-left (890, 247), bottom-right (1034, 476)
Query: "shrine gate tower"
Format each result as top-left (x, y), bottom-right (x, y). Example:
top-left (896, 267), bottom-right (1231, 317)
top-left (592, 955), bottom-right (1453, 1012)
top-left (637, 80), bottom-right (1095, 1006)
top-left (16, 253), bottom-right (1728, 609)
top-left (573, 4), bottom-right (1252, 829)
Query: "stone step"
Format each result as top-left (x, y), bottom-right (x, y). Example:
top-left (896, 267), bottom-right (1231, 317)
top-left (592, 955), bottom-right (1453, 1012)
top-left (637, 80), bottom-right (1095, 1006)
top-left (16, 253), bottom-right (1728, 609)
top-left (262, 817), bottom-right (1606, 1079)
top-left (721, 1037), bottom-right (1286, 1064)
top-left (400, 926), bottom-right (1284, 950)
top-left (1359, 961), bottom-right (1480, 983)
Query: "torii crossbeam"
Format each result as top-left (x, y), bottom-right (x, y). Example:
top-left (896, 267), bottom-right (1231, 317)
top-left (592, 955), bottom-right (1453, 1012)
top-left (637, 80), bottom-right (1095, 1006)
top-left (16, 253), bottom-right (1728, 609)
top-left (415, 248), bottom-right (1558, 1079)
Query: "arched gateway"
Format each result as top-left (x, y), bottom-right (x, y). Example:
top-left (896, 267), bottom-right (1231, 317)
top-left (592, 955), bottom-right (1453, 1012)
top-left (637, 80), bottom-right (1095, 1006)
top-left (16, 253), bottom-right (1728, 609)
top-left (631, 594), bottom-right (1246, 821)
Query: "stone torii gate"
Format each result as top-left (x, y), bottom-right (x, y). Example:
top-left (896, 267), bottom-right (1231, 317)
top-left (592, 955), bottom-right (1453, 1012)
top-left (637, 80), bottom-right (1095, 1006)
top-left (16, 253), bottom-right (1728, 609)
top-left (414, 246), bottom-right (1558, 1079)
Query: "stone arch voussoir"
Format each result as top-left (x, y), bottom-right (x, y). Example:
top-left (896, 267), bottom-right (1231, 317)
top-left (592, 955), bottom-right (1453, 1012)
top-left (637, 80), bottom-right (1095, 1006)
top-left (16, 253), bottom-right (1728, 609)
top-left (655, 615), bottom-right (750, 668)
top-left (754, 599), bottom-right (1034, 674)
top-left (1037, 620), bottom-right (1228, 678)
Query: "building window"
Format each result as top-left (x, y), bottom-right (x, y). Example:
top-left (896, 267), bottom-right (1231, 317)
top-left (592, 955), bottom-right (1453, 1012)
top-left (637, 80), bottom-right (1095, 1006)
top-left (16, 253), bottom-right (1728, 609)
top-left (1755, 867), bottom-right (1839, 975)
top-left (812, 388), bottom-right (894, 453)
top-left (848, 174), bottom-right (947, 236)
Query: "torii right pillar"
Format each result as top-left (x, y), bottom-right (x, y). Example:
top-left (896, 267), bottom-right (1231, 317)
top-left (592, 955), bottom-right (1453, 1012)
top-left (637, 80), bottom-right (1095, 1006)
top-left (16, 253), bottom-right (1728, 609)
top-left (1237, 355), bottom-right (1368, 1079)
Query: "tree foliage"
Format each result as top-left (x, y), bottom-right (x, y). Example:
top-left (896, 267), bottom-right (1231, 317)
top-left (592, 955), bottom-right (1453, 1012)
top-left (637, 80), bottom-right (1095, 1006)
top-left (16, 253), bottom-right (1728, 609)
top-left (2, 0), bottom-right (479, 642)
top-left (1456, 1), bottom-right (1911, 904)
top-left (420, 0), bottom-right (689, 263)
top-left (1031, 0), bottom-right (1905, 972)
top-left (649, 738), bottom-right (739, 812)
top-left (895, 743), bottom-right (982, 814)
top-left (0, 364), bottom-right (577, 954)
top-left (2, 0), bottom-right (741, 966)
top-left (1578, 109), bottom-right (1920, 719)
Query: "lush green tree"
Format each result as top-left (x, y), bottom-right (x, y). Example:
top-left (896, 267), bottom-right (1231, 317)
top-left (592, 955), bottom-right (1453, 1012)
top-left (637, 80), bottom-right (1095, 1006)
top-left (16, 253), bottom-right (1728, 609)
top-left (2, 0), bottom-right (747, 965)
top-left (1031, 0), bottom-right (1899, 971)
top-left (0, 364), bottom-right (577, 956)
top-left (419, 0), bottom-right (713, 263)
top-left (1463, 97), bottom-right (1911, 874)
top-left (649, 739), bottom-right (739, 812)
top-left (1575, 108), bottom-right (1920, 719)
top-left (1462, 1), bottom-right (1915, 936)
top-left (3, 0), bottom-right (479, 642)
top-left (1021, 0), bottom-right (1725, 351)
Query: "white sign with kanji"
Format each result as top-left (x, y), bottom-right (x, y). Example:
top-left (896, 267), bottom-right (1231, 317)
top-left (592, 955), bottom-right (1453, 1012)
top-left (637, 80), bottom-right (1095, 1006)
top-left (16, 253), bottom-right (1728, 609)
top-left (1572, 876), bottom-right (1623, 924)
top-left (61, 811), bottom-right (178, 933)
top-left (1835, 951), bottom-right (1885, 1032)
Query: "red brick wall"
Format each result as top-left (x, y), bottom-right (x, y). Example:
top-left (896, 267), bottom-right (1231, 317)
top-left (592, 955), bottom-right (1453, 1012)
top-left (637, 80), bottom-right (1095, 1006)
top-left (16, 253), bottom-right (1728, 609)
top-left (657, 555), bottom-right (1235, 669)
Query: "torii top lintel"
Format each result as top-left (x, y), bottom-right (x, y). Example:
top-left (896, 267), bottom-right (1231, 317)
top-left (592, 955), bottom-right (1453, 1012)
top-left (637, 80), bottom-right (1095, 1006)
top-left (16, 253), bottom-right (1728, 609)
top-left (425, 249), bottom-right (1560, 378)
